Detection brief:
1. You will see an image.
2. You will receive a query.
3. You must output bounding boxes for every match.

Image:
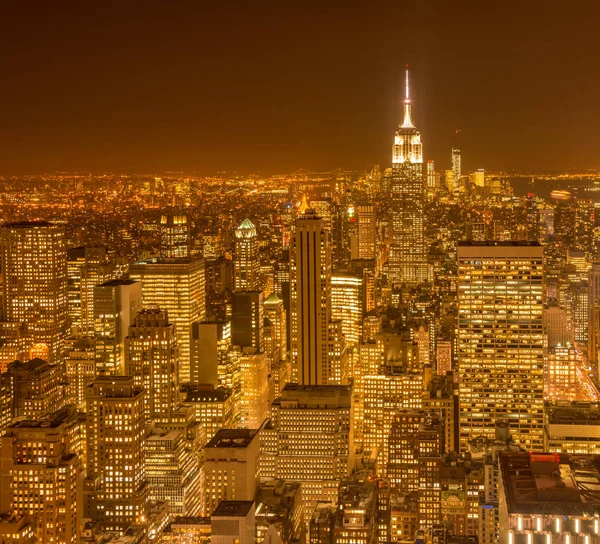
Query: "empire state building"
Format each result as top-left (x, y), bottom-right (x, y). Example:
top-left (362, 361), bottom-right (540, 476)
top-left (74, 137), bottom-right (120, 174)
top-left (389, 68), bottom-right (427, 284)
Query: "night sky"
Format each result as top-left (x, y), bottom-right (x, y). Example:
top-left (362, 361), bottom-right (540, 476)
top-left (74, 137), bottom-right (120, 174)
top-left (1, 0), bottom-right (599, 174)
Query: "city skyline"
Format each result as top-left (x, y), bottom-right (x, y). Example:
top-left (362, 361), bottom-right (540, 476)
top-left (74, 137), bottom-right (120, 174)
top-left (1, 1), bottom-right (600, 174)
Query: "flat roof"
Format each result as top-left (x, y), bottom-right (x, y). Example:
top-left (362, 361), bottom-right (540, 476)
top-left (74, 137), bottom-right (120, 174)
top-left (212, 500), bottom-right (255, 518)
top-left (2, 220), bottom-right (54, 228)
top-left (205, 428), bottom-right (258, 448)
top-left (499, 452), bottom-right (600, 515)
top-left (458, 241), bottom-right (542, 247)
top-left (98, 278), bottom-right (138, 287)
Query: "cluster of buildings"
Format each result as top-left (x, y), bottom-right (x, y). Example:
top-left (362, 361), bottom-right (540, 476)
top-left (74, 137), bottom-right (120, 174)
top-left (1, 70), bottom-right (600, 544)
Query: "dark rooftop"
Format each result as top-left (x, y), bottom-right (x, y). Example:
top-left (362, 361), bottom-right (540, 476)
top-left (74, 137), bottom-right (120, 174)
top-left (458, 240), bottom-right (541, 247)
top-left (212, 500), bottom-right (255, 518)
top-left (98, 278), bottom-right (138, 287)
top-left (205, 428), bottom-right (258, 448)
top-left (2, 220), bottom-right (54, 228)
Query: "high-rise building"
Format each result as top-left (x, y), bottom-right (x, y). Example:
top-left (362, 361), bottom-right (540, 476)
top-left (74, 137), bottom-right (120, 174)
top-left (184, 385), bottom-right (235, 444)
top-left (238, 350), bottom-right (269, 428)
top-left (145, 427), bottom-right (202, 516)
top-left (211, 501), bottom-right (256, 544)
top-left (65, 336), bottom-right (96, 407)
top-left (0, 221), bottom-right (68, 363)
top-left (94, 278), bottom-right (142, 375)
top-left (234, 219), bottom-right (260, 292)
top-left (356, 204), bottom-right (376, 260)
top-left (0, 409), bottom-right (82, 544)
top-left (3, 358), bottom-right (66, 420)
top-left (426, 160), bottom-right (436, 192)
top-left (389, 69), bottom-right (427, 284)
top-left (160, 214), bottom-right (189, 258)
top-left (85, 376), bottom-right (148, 530)
top-left (129, 257), bottom-right (206, 383)
top-left (470, 169), bottom-right (485, 188)
top-left (458, 241), bottom-right (544, 451)
top-left (125, 308), bottom-right (179, 422)
top-left (452, 148), bottom-right (461, 183)
top-left (290, 210), bottom-right (332, 385)
top-left (261, 384), bottom-right (354, 527)
top-left (203, 429), bottom-right (260, 516)
top-left (331, 274), bottom-right (363, 347)
top-left (67, 246), bottom-right (113, 336)
top-left (232, 291), bottom-right (264, 353)
top-left (190, 320), bottom-right (231, 386)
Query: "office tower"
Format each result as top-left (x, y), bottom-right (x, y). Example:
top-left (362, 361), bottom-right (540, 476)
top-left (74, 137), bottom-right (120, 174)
top-left (470, 169), bottom-right (485, 188)
top-left (160, 214), bottom-right (189, 258)
top-left (543, 304), bottom-right (573, 348)
top-left (263, 292), bottom-right (287, 364)
top-left (203, 232), bottom-right (224, 261)
top-left (65, 336), bottom-right (96, 407)
top-left (145, 428), bottom-right (202, 516)
top-left (327, 319), bottom-right (349, 385)
top-left (262, 384), bottom-right (354, 527)
top-left (589, 264), bottom-right (600, 376)
top-left (190, 320), bottom-right (231, 386)
top-left (125, 308), bottom-right (179, 422)
top-left (238, 350), bottom-right (269, 428)
top-left (232, 291), bottom-right (264, 353)
top-left (423, 372), bottom-right (457, 454)
top-left (184, 385), bottom-right (235, 444)
top-left (0, 221), bottom-right (68, 363)
top-left (416, 420), bottom-right (443, 528)
top-left (0, 410), bottom-right (82, 544)
top-left (356, 204), bottom-right (376, 260)
top-left (389, 69), bottom-right (427, 284)
top-left (94, 278), bottom-right (142, 375)
top-left (544, 347), bottom-right (599, 402)
top-left (348, 259), bottom-right (376, 314)
top-left (234, 219), bottom-right (260, 291)
top-left (435, 339), bottom-right (453, 376)
top-left (3, 358), bottom-right (65, 419)
top-left (203, 429), bottom-right (260, 516)
top-left (426, 160), bottom-right (436, 192)
top-left (451, 147), bottom-right (461, 182)
top-left (387, 410), bottom-right (427, 493)
top-left (67, 246), bottom-right (113, 336)
top-left (363, 368), bottom-right (423, 473)
top-left (85, 376), bottom-right (148, 530)
top-left (414, 326), bottom-right (430, 366)
top-left (444, 170), bottom-right (455, 193)
top-left (129, 257), bottom-right (206, 383)
top-left (498, 452), bottom-right (600, 543)
top-left (290, 210), bottom-right (332, 385)
top-left (211, 501), bottom-right (256, 544)
top-left (331, 274), bottom-right (363, 347)
top-left (457, 242), bottom-right (544, 451)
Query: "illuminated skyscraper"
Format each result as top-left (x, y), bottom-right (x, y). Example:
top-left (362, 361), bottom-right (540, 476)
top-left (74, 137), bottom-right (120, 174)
top-left (389, 69), bottom-right (427, 284)
top-left (94, 278), bottom-right (142, 375)
top-left (426, 160), bottom-right (436, 192)
top-left (234, 219), bottom-right (260, 292)
top-left (0, 221), bottom-right (68, 363)
top-left (67, 246), bottom-right (112, 336)
top-left (452, 148), bottom-right (461, 183)
top-left (457, 242), bottom-right (544, 451)
top-left (290, 210), bottom-right (332, 385)
top-left (129, 257), bottom-right (206, 383)
top-left (85, 376), bottom-right (148, 530)
top-left (232, 291), bottom-right (264, 353)
top-left (331, 274), bottom-right (363, 347)
top-left (160, 214), bottom-right (189, 258)
top-left (356, 204), bottom-right (376, 260)
top-left (125, 308), bottom-right (179, 422)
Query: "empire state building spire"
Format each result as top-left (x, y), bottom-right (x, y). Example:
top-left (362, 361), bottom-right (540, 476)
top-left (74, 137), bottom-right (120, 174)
top-left (401, 66), bottom-right (414, 128)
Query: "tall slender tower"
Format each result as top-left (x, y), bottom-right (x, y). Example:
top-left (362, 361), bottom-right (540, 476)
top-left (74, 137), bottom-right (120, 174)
top-left (389, 68), bottom-right (427, 284)
top-left (290, 210), bottom-right (332, 385)
top-left (234, 219), bottom-right (260, 291)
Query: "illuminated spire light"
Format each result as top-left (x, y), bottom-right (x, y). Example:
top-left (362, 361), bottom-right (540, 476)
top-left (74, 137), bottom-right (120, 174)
top-left (401, 66), bottom-right (414, 128)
